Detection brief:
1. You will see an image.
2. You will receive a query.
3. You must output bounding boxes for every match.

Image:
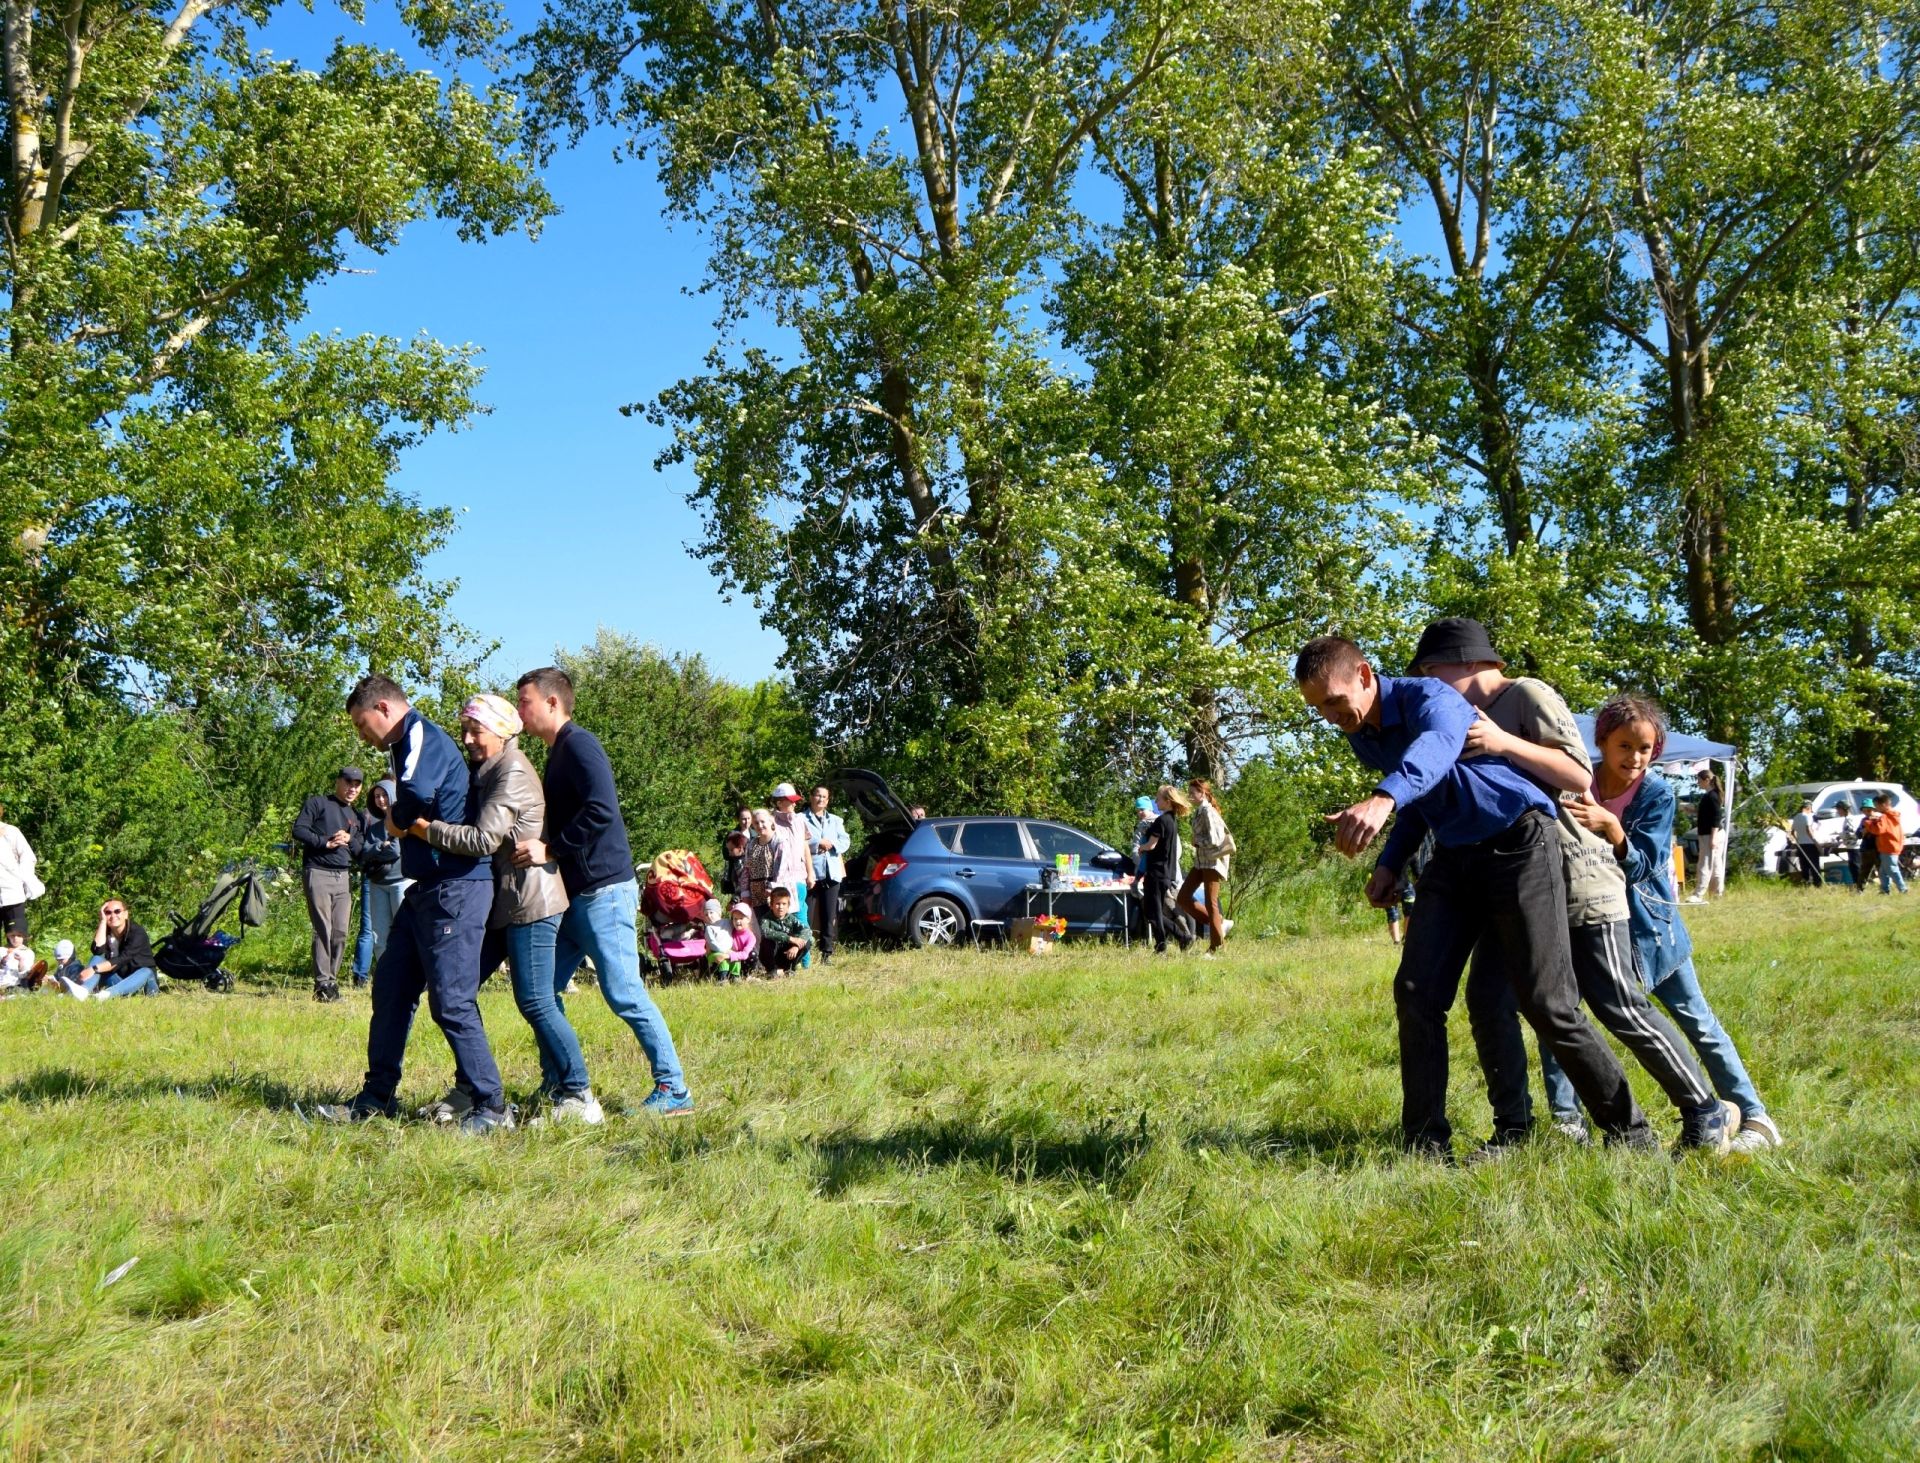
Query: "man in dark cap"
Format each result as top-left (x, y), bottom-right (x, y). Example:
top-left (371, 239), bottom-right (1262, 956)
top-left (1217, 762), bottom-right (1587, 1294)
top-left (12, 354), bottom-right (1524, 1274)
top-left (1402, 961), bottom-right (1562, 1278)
top-left (1293, 629), bottom-right (1652, 1159)
top-left (291, 765), bottom-right (366, 1002)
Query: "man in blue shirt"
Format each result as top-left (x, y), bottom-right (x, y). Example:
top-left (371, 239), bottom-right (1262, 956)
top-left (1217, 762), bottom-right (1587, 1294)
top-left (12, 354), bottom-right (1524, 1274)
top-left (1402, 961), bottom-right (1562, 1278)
top-left (319, 674), bottom-right (509, 1133)
top-left (1295, 635), bottom-right (1650, 1156)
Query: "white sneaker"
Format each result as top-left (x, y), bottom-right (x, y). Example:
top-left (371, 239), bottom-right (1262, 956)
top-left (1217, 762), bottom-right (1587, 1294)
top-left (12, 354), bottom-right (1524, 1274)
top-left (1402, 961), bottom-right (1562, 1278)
top-left (1729, 1112), bottom-right (1782, 1152)
top-left (1686, 895), bottom-right (1706, 904)
top-left (1221, 919), bottom-right (1235, 936)
top-left (533, 1091), bottom-right (606, 1127)
top-left (59, 977), bottom-right (93, 1002)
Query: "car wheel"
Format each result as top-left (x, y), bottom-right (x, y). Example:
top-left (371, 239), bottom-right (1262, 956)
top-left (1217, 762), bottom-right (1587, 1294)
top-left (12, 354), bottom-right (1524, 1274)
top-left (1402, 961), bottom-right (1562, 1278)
top-left (907, 896), bottom-right (966, 948)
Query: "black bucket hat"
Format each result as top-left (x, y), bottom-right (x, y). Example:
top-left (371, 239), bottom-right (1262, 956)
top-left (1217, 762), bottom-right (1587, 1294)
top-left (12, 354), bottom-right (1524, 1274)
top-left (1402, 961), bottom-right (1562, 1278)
top-left (1407, 617), bottom-right (1504, 674)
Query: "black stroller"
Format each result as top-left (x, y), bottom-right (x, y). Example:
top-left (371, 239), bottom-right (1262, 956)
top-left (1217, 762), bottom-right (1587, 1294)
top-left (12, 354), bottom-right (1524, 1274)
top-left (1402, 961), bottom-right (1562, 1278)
top-left (155, 863), bottom-right (271, 992)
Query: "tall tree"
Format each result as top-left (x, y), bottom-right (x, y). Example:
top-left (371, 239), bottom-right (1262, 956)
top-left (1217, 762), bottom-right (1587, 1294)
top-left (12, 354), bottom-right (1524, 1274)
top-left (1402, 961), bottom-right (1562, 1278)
top-left (517, 0), bottom-right (1193, 807)
top-left (1060, 0), bottom-right (1424, 778)
top-left (1, 0), bottom-right (549, 717)
top-left (1582, 0), bottom-right (1920, 738)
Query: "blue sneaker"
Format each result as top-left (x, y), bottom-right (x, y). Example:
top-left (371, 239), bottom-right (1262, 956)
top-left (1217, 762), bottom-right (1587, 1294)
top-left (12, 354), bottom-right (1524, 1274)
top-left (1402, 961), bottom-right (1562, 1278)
top-left (1677, 1100), bottom-right (1737, 1157)
top-left (641, 1083), bottom-right (694, 1117)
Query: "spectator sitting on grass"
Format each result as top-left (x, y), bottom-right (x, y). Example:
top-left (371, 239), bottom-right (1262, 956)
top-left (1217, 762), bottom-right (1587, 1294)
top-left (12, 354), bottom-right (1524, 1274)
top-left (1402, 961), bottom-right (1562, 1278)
top-left (757, 886), bottom-right (810, 977)
top-left (703, 898), bottom-right (757, 980)
top-left (51, 938), bottom-right (83, 987)
top-left (0, 926), bottom-right (44, 993)
top-left (60, 899), bottom-right (158, 1000)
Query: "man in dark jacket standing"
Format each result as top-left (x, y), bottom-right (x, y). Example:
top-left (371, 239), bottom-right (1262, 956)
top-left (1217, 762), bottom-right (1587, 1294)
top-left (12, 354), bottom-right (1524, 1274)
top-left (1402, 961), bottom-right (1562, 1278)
top-left (292, 766), bottom-right (365, 1002)
top-left (319, 675), bottom-right (508, 1133)
top-left (512, 666), bottom-right (692, 1115)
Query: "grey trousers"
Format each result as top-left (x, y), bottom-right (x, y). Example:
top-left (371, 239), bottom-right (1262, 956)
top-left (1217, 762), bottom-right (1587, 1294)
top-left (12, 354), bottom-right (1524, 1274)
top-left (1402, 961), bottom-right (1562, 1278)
top-left (304, 866), bottom-right (352, 981)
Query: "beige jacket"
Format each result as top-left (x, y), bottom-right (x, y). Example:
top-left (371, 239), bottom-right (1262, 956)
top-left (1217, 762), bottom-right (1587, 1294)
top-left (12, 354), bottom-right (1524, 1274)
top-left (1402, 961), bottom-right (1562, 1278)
top-left (424, 745), bottom-right (568, 929)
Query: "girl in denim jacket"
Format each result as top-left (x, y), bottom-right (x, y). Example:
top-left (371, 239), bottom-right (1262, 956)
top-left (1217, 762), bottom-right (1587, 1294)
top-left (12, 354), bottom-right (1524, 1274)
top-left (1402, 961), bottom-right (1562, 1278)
top-left (1570, 692), bottom-right (1783, 1152)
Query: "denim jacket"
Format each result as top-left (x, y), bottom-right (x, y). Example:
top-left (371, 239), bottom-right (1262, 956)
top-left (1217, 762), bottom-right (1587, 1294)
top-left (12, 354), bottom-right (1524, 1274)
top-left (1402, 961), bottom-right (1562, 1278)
top-left (1616, 774), bottom-right (1693, 985)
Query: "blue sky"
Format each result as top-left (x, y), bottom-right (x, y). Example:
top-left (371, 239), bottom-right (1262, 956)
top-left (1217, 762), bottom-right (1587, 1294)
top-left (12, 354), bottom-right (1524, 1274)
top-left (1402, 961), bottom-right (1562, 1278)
top-left (268, 3), bottom-right (788, 687)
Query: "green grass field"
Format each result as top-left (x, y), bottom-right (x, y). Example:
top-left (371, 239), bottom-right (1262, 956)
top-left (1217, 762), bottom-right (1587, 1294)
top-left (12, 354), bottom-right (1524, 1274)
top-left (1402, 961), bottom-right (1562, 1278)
top-left (3, 885), bottom-right (1917, 1460)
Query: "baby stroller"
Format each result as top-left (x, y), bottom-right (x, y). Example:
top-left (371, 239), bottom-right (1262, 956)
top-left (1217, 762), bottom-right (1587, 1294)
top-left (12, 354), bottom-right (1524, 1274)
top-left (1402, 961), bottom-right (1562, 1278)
top-left (641, 849), bottom-right (716, 980)
top-left (155, 862), bottom-right (271, 992)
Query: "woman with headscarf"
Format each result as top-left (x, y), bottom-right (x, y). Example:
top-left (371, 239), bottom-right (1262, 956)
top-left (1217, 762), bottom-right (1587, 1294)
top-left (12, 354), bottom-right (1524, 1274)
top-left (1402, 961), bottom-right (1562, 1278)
top-left (410, 694), bottom-right (594, 1124)
top-left (1175, 779), bottom-right (1235, 955)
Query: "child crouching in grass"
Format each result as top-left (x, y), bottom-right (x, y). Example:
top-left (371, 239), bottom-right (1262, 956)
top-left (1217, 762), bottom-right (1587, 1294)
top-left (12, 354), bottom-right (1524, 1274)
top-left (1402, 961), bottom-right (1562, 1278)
top-left (705, 899), bottom-right (759, 980)
top-left (757, 885), bottom-right (810, 977)
top-left (1569, 692), bottom-right (1783, 1152)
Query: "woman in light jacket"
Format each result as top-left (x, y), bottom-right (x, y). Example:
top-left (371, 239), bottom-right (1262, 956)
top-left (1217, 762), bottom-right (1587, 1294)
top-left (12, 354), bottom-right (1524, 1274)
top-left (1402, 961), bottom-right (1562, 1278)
top-left (0, 807), bottom-right (43, 940)
top-left (414, 694), bottom-right (597, 1124)
top-left (1175, 778), bottom-right (1234, 955)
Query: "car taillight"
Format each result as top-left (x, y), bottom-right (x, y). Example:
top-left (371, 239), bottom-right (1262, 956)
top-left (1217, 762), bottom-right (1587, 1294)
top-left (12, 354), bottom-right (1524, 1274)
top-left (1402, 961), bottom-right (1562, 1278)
top-left (872, 853), bottom-right (908, 882)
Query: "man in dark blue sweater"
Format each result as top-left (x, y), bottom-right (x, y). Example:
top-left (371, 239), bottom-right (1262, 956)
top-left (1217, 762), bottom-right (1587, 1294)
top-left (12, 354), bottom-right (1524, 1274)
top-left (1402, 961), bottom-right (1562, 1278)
top-left (512, 666), bottom-right (691, 1115)
top-left (318, 674), bottom-right (509, 1133)
top-left (1295, 635), bottom-right (1649, 1157)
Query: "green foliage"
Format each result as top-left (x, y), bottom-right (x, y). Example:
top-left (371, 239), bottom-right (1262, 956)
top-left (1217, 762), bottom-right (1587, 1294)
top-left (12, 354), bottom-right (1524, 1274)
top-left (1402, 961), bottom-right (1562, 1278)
top-left (548, 629), bottom-right (820, 872)
top-left (0, 0), bottom-right (550, 914)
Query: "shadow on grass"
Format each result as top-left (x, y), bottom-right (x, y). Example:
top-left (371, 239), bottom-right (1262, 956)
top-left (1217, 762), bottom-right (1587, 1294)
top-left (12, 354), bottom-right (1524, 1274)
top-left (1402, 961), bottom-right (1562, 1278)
top-left (1179, 1118), bottom-right (1402, 1170)
top-left (808, 1118), bottom-right (1153, 1195)
top-left (0, 1065), bottom-right (317, 1112)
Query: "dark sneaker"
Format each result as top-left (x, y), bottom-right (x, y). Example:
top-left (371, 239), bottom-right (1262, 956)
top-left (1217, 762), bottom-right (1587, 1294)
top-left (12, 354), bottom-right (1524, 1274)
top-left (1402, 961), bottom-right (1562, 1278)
top-left (315, 1097), bottom-right (395, 1123)
top-left (1604, 1124), bottom-right (1662, 1152)
top-left (641, 1083), bottom-right (694, 1117)
top-left (1677, 1099), bottom-right (1736, 1157)
top-left (458, 1105), bottom-right (516, 1136)
top-left (352, 975), bottom-right (370, 989)
top-left (417, 1087), bottom-right (477, 1125)
top-left (313, 978), bottom-right (342, 1003)
top-left (1465, 1128), bottom-right (1534, 1166)
top-left (1403, 1137), bottom-right (1455, 1164)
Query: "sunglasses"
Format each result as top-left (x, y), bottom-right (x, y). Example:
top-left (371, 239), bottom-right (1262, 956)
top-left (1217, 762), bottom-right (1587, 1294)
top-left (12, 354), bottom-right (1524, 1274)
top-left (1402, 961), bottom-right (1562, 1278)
top-left (104, 907), bottom-right (125, 916)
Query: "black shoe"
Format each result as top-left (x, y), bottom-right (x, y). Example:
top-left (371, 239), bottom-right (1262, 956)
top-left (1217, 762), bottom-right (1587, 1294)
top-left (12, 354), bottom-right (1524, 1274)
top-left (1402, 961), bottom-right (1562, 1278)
top-left (314, 1097), bottom-right (396, 1123)
top-left (1604, 1124), bottom-right (1661, 1152)
top-left (352, 975), bottom-right (370, 989)
top-left (1403, 1137), bottom-right (1455, 1164)
top-left (1465, 1127), bottom-right (1534, 1166)
top-left (313, 979), bottom-right (342, 1003)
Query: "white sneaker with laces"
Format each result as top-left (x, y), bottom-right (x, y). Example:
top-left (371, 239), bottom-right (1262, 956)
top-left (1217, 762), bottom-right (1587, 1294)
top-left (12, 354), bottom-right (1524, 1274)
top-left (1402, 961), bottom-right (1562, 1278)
top-left (1729, 1112), bottom-right (1782, 1152)
top-left (532, 1091), bottom-right (606, 1127)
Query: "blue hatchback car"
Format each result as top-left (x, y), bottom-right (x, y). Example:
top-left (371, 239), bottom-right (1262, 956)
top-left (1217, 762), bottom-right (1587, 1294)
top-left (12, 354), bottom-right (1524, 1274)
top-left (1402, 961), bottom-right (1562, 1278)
top-left (831, 769), bottom-right (1136, 947)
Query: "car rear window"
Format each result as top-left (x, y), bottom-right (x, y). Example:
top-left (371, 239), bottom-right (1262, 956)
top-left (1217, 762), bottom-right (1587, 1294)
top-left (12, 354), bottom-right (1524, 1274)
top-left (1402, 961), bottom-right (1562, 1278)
top-left (1026, 823), bottom-right (1104, 862)
top-left (956, 822), bottom-right (1027, 859)
top-left (927, 821), bottom-right (961, 851)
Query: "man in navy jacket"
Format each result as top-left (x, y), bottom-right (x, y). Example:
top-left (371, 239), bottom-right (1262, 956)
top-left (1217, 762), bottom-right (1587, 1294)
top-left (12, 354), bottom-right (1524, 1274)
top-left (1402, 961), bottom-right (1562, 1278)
top-left (319, 674), bottom-right (509, 1132)
top-left (512, 666), bottom-right (691, 1114)
top-left (1294, 634), bottom-right (1649, 1157)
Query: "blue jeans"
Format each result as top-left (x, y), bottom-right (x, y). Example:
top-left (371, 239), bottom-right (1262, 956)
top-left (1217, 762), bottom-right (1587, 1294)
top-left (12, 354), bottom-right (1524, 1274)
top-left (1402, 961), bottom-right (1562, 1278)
top-left (92, 959), bottom-right (158, 998)
top-left (361, 878), bottom-right (501, 1110)
top-left (354, 879), bottom-right (408, 980)
top-left (482, 914), bottom-right (589, 1098)
top-left (1879, 853), bottom-right (1909, 894)
top-left (1542, 955), bottom-right (1768, 1123)
top-left (554, 879), bottom-right (686, 1095)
